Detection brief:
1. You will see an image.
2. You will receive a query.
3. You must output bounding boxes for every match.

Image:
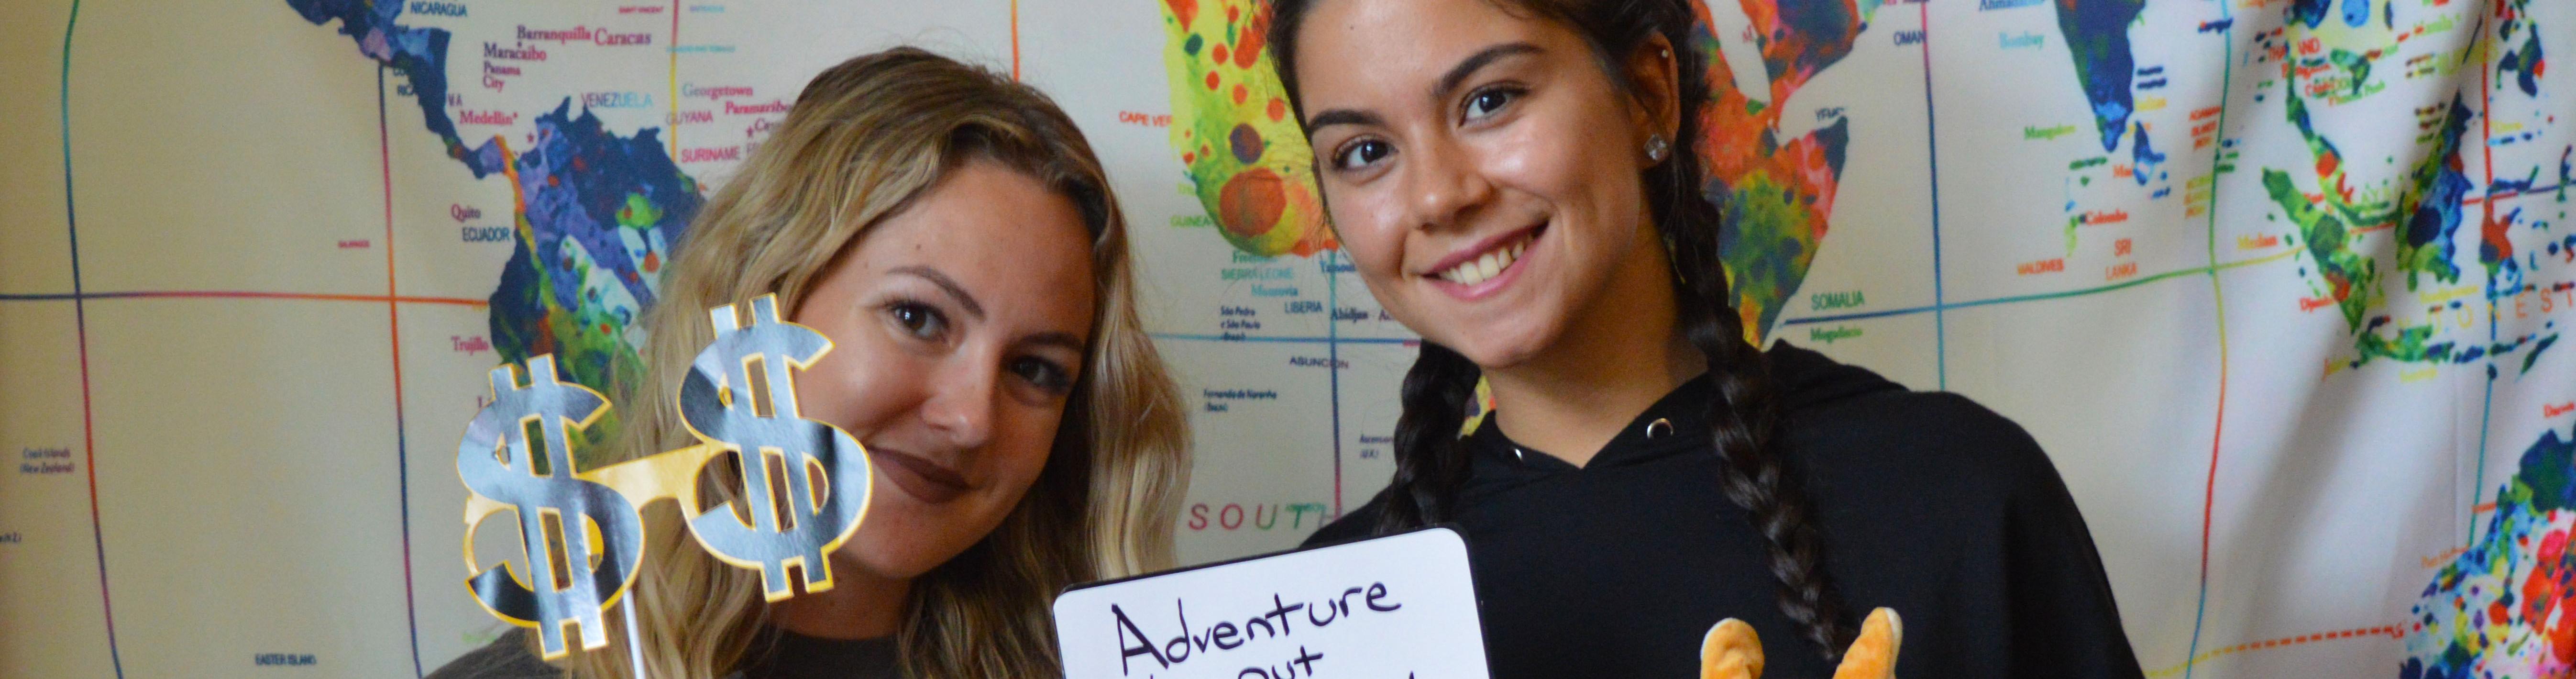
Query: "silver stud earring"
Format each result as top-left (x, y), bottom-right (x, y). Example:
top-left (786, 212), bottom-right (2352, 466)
top-left (1645, 134), bottom-right (1671, 162)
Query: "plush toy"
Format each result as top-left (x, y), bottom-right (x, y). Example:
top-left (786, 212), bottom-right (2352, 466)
top-left (1701, 608), bottom-right (1902, 679)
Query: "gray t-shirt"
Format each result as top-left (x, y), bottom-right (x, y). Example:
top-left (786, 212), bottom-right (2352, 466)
top-left (427, 628), bottom-right (901, 679)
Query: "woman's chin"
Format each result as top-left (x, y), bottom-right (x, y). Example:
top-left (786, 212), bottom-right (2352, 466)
top-left (837, 517), bottom-right (963, 582)
top-left (833, 540), bottom-right (940, 582)
top-left (1445, 329), bottom-right (1552, 371)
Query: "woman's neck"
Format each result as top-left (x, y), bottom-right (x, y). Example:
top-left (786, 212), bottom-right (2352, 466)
top-left (1484, 232), bottom-right (1706, 468)
top-left (767, 556), bottom-right (909, 639)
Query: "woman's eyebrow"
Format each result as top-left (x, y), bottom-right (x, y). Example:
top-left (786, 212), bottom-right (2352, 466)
top-left (1305, 108), bottom-right (1385, 134)
top-left (1433, 42), bottom-right (1542, 101)
top-left (1020, 331), bottom-right (1087, 354)
top-left (891, 265), bottom-right (983, 320)
top-left (1302, 42), bottom-right (1545, 134)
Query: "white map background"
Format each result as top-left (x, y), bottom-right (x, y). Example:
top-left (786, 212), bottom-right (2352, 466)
top-left (0, 0), bottom-right (2568, 677)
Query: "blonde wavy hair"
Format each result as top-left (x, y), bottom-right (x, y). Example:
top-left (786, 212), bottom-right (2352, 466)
top-left (550, 47), bottom-right (1189, 679)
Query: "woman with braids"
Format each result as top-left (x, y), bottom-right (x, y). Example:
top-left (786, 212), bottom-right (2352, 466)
top-left (1275, 0), bottom-right (2145, 677)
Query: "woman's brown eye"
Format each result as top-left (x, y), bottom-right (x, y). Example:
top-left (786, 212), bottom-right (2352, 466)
top-left (886, 300), bottom-right (947, 340)
top-left (1010, 356), bottom-right (1073, 393)
top-left (1464, 88), bottom-right (1518, 121)
top-left (1334, 139), bottom-right (1392, 170)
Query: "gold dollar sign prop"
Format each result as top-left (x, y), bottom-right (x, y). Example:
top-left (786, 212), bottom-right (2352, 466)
top-left (457, 294), bottom-right (877, 660)
top-left (457, 355), bottom-right (644, 659)
top-left (673, 294), bottom-right (875, 600)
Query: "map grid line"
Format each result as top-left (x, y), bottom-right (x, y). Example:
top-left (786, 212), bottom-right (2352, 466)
top-left (378, 64), bottom-right (428, 679)
top-left (56, 0), bottom-right (123, 675)
top-left (2182, 0), bottom-right (2241, 674)
top-left (1326, 255), bottom-right (1345, 516)
top-left (2467, 1), bottom-right (2500, 546)
top-left (0, 291), bottom-right (490, 305)
top-left (1916, 0), bottom-right (1949, 391)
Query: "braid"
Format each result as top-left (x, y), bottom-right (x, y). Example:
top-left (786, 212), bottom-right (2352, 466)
top-left (1373, 343), bottom-right (1483, 533)
top-left (1682, 289), bottom-right (1850, 658)
top-left (1653, 32), bottom-right (1849, 652)
top-left (1623, 0), bottom-right (1849, 656)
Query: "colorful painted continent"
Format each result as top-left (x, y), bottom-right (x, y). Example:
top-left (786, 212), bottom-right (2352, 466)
top-left (287, 0), bottom-right (699, 460)
top-left (1689, 0), bottom-right (1872, 337)
top-left (489, 100), bottom-right (701, 415)
top-left (2056, 0), bottom-right (2147, 153)
top-left (1162, 0), bottom-right (1334, 258)
top-left (2405, 429), bottom-right (2576, 679)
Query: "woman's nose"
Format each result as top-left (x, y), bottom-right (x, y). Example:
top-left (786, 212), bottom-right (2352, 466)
top-left (918, 359), bottom-right (998, 451)
top-left (1406, 136), bottom-right (1496, 232)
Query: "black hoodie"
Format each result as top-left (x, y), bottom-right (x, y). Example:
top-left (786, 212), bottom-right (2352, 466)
top-left (1306, 342), bottom-right (2145, 679)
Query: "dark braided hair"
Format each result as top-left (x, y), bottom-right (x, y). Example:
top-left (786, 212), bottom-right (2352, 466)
top-left (1267, 0), bottom-right (1853, 660)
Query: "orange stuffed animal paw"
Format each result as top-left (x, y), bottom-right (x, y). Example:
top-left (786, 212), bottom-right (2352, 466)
top-left (1700, 618), bottom-right (1764, 679)
top-left (1830, 608), bottom-right (1902, 679)
top-left (1698, 608), bottom-right (1902, 679)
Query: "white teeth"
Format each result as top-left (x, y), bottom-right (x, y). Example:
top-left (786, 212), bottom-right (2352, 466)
top-left (1437, 234), bottom-right (1531, 286)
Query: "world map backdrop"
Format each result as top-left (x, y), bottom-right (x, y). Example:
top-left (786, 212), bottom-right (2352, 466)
top-left (0, 0), bottom-right (2568, 677)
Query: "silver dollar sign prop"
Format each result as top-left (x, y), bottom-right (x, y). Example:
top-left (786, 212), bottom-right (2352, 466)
top-left (458, 355), bottom-right (644, 659)
top-left (679, 294), bottom-right (874, 600)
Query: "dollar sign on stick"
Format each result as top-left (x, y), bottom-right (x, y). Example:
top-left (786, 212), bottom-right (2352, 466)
top-left (678, 294), bottom-right (873, 601)
top-left (458, 355), bottom-right (644, 659)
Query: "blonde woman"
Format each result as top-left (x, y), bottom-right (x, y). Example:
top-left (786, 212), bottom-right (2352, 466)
top-left (430, 47), bottom-right (1190, 679)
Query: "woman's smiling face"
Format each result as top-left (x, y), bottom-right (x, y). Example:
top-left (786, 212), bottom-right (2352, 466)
top-left (1292, 0), bottom-right (1670, 368)
top-left (788, 159), bottom-right (1097, 582)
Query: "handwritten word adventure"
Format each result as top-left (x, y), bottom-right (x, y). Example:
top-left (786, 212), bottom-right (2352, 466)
top-left (1111, 582), bottom-right (1406, 678)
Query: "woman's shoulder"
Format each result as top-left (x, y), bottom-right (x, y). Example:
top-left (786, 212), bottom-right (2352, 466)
top-left (1766, 342), bottom-right (2064, 500)
top-left (426, 630), bottom-right (562, 679)
top-left (1299, 494), bottom-right (1392, 548)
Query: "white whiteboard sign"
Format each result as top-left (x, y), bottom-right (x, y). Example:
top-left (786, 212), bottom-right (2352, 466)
top-left (1053, 527), bottom-right (1490, 679)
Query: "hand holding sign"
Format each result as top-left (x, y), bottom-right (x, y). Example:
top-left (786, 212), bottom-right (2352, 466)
top-left (1054, 528), bottom-right (1489, 679)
